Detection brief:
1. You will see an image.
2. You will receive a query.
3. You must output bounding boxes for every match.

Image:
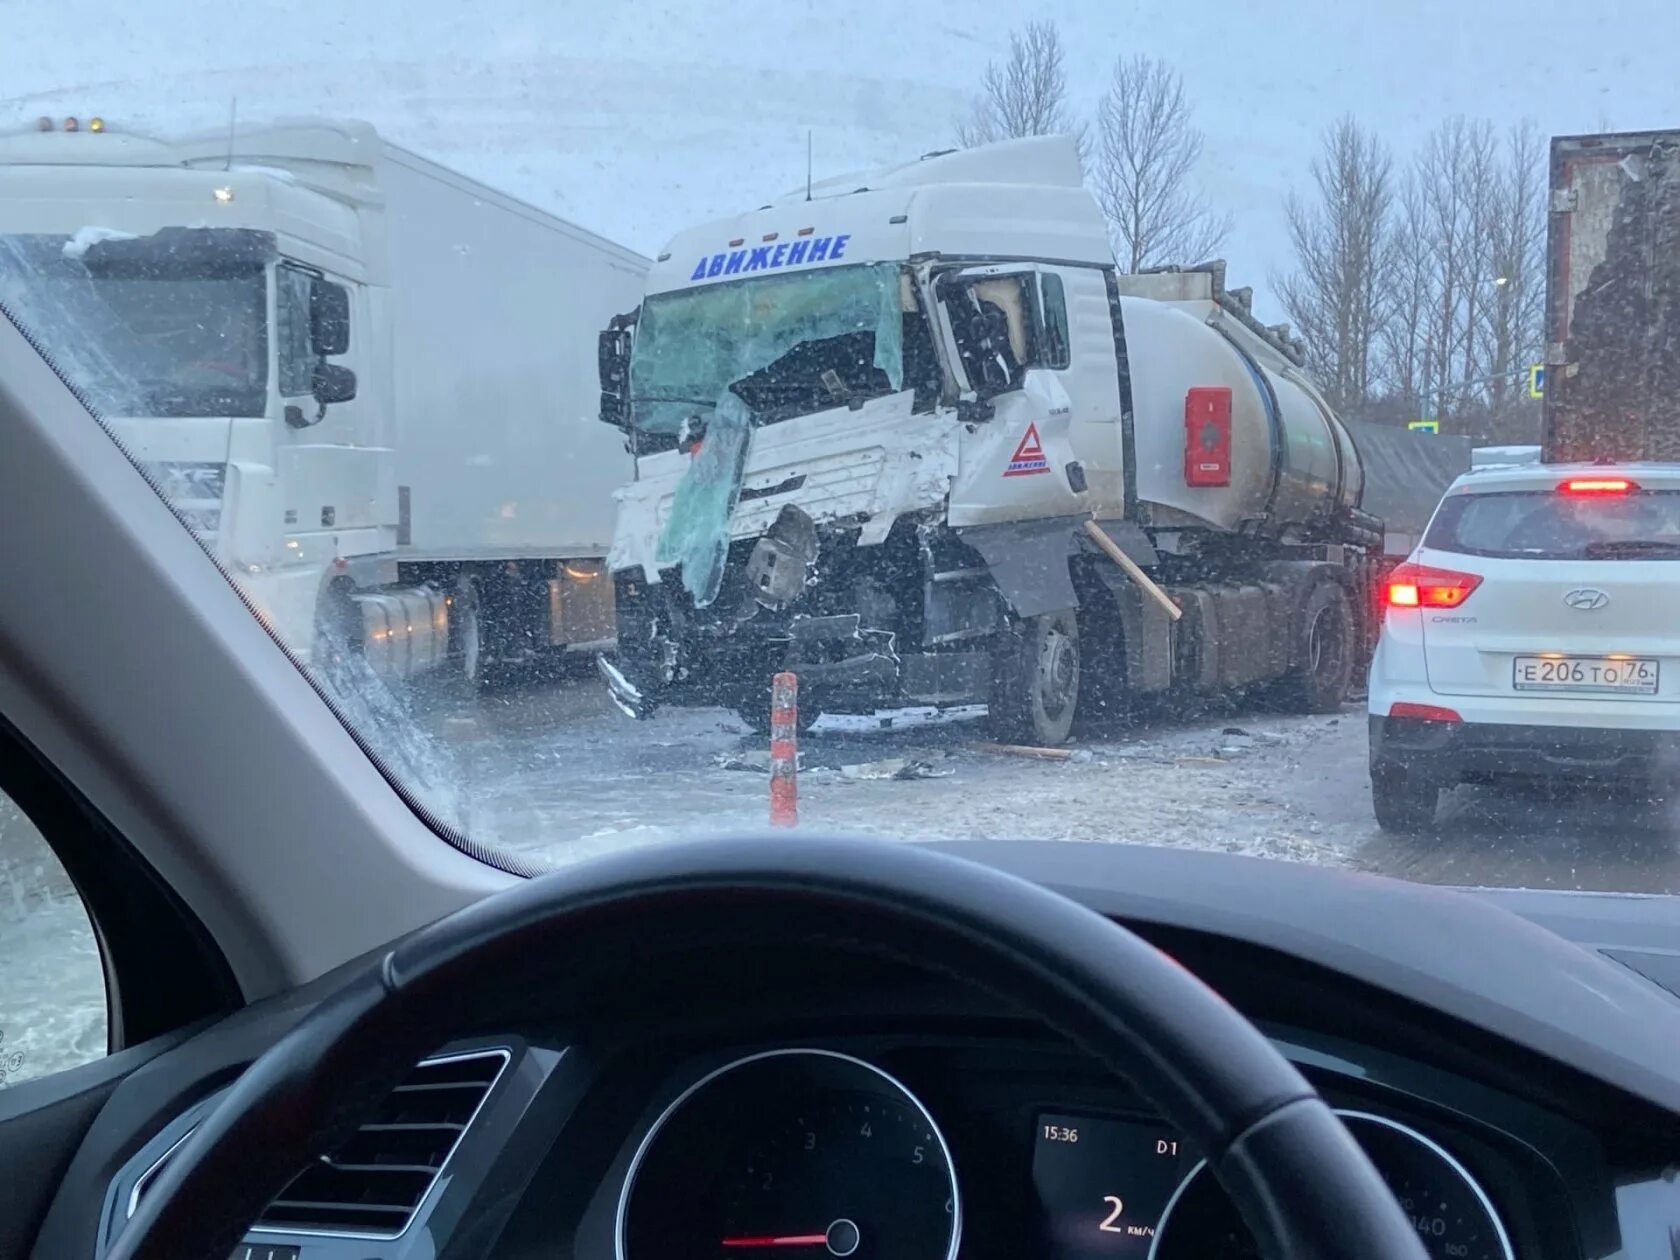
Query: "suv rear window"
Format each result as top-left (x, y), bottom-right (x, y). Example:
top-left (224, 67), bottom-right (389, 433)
top-left (1424, 488), bottom-right (1680, 560)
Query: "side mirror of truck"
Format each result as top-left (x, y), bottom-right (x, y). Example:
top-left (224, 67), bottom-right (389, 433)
top-left (312, 363), bottom-right (358, 406)
top-left (310, 280), bottom-right (351, 357)
top-left (599, 327), bottom-right (633, 427)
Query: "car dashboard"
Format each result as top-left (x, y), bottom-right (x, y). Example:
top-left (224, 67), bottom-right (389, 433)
top-left (59, 843), bottom-right (1680, 1260)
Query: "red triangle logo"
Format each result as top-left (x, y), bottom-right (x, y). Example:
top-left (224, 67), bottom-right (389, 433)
top-left (1003, 423), bottom-right (1050, 476)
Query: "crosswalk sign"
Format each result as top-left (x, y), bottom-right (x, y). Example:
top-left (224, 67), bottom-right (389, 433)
top-left (1529, 364), bottom-right (1544, 398)
top-left (1407, 420), bottom-right (1440, 434)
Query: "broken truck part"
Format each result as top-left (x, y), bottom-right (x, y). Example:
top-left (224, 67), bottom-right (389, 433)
top-left (596, 135), bottom-right (1381, 745)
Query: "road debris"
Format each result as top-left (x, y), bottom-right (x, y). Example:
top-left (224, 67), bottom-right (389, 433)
top-left (970, 742), bottom-right (1074, 761)
top-left (715, 749), bottom-right (803, 773)
top-left (839, 757), bottom-right (953, 781)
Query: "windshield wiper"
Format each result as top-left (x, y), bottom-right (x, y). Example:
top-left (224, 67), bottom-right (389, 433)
top-left (1581, 539), bottom-right (1680, 558)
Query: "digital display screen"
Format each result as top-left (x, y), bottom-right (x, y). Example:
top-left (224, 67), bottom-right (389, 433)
top-left (1032, 1113), bottom-right (1188, 1259)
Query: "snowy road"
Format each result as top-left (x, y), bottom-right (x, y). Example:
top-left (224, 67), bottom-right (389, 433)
top-left (416, 672), bottom-right (1680, 894)
top-left (432, 680), bottom-right (1367, 869)
top-left (3, 669), bottom-right (1679, 1088)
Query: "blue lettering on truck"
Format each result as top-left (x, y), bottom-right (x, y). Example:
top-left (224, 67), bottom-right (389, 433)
top-left (688, 235), bottom-right (850, 281)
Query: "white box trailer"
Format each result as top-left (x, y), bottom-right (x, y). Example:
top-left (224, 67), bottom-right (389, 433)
top-left (376, 144), bottom-right (636, 564)
top-left (362, 138), bottom-right (648, 675)
top-left (0, 117), bottom-right (648, 685)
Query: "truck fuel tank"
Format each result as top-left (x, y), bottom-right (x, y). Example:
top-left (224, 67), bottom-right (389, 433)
top-left (1114, 269), bottom-right (1362, 538)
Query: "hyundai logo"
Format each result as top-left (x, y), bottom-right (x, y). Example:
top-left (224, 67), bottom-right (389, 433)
top-left (1563, 587), bottom-right (1610, 611)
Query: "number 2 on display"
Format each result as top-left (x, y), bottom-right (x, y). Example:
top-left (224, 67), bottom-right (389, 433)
top-left (1099, 1196), bottom-right (1125, 1232)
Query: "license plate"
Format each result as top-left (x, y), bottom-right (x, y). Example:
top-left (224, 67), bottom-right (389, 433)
top-left (1512, 656), bottom-right (1660, 695)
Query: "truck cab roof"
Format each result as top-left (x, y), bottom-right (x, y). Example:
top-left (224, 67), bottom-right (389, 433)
top-left (646, 135), bottom-right (1111, 296)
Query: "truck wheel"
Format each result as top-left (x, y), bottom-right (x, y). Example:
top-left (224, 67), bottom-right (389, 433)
top-left (453, 575), bottom-right (509, 693)
top-left (454, 576), bottom-right (486, 687)
top-left (1371, 762), bottom-right (1440, 834)
top-left (988, 610), bottom-right (1080, 746)
top-left (311, 584), bottom-right (360, 674)
top-left (1279, 581), bottom-right (1354, 714)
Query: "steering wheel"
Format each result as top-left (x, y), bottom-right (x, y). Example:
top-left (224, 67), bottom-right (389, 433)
top-left (109, 838), bottom-right (1429, 1260)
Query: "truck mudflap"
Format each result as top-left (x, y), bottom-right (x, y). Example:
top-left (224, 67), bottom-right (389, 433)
top-left (958, 515), bottom-right (1156, 619)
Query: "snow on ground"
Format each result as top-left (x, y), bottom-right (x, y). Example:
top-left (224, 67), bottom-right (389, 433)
top-left (428, 678), bottom-right (1367, 870)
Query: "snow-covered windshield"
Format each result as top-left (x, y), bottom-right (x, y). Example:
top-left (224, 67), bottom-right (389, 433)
top-left (0, 233), bottom-right (268, 418)
top-left (629, 263), bottom-right (907, 438)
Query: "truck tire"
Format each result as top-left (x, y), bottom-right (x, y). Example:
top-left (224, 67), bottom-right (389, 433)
top-left (453, 574), bottom-right (510, 693)
top-left (988, 610), bottom-right (1080, 746)
top-left (1278, 580), bottom-right (1354, 714)
top-left (311, 583), bottom-right (360, 673)
top-left (455, 576), bottom-right (483, 683)
top-left (1371, 762), bottom-right (1440, 835)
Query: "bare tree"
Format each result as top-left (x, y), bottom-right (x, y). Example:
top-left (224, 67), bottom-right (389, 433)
top-left (1362, 117), bottom-right (1545, 438)
top-left (1379, 117), bottom-right (1502, 423)
top-left (1273, 118), bottom-right (1394, 410)
top-left (1378, 169), bottom-right (1433, 412)
top-left (957, 21), bottom-right (1084, 152)
top-left (1090, 55), bottom-right (1231, 271)
top-left (1476, 121), bottom-right (1546, 436)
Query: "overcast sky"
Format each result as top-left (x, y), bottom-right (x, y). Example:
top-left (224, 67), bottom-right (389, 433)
top-left (5, 0), bottom-right (1678, 319)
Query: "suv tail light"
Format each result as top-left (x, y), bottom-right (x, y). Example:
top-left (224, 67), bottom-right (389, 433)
top-left (1560, 477), bottom-right (1639, 495)
top-left (1386, 562), bottom-right (1483, 609)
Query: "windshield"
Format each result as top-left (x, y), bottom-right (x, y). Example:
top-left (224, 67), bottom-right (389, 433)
top-left (629, 263), bottom-right (909, 438)
top-left (7, 2), bottom-right (1680, 915)
top-left (0, 234), bottom-right (268, 417)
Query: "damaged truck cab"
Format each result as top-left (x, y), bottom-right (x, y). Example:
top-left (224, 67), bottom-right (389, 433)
top-left (598, 136), bottom-right (1380, 744)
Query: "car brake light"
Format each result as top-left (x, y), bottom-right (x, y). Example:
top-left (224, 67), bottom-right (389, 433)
top-left (1560, 477), bottom-right (1639, 495)
top-left (1385, 562), bottom-right (1482, 609)
top-left (1389, 701), bottom-right (1462, 723)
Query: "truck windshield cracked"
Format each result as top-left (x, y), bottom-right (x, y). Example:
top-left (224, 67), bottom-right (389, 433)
top-left (627, 262), bottom-right (905, 439)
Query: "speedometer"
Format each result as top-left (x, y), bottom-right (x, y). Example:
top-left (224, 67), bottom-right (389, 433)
top-left (1150, 1111), bottom-right (1513, 1260)
top-left (619, 1050), bottom-right (961, 1260)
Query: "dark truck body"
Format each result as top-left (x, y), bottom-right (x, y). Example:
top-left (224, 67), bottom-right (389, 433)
top-left (1545, 129), bottom-right (1680, 462)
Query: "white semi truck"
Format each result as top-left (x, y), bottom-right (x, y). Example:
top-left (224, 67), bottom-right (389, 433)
top-left (596, 136), bottom-right (1382, 744)
top-left (0, 117), bottom-right (647, 685)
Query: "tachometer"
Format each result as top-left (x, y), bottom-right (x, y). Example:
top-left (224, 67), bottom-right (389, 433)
top-left (619, 1050), bottom-right (960, 1260)
top-left (1150, 1111), bottom-right (1512, 1260)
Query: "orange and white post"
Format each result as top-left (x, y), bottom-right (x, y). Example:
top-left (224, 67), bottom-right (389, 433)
top-left (769, 672), bottom-right (798, 828)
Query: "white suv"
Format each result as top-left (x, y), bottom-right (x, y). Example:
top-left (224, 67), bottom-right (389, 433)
top-left (1368, 462), bottom-right (1680, 833)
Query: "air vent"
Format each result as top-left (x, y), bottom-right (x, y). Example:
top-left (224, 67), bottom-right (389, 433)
top-left (127, 1127), bottom-right (196, 1220)
top-left (252, 1047), bottom-right (509, 1238)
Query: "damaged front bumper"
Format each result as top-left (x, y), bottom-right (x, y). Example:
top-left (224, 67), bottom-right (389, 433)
top-left (605, 508), bottom-right (1017, 716)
